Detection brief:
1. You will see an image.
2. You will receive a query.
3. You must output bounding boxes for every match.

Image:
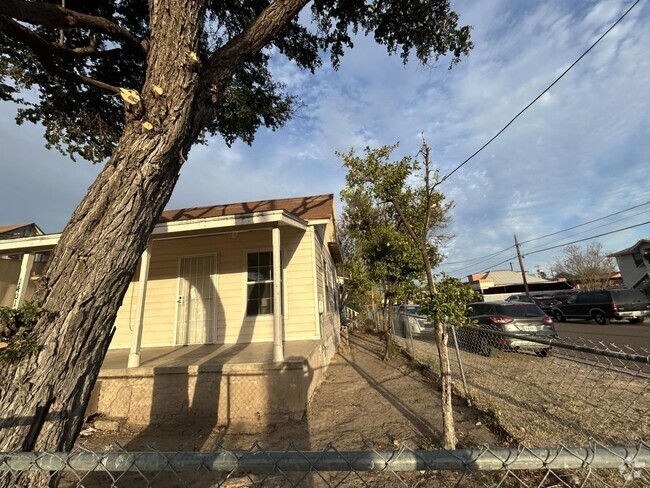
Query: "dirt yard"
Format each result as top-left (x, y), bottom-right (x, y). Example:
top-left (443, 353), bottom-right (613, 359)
top-left (80, 331), bottom-right (505, 453)
top-left (65, 332), bottom-right (633, 487)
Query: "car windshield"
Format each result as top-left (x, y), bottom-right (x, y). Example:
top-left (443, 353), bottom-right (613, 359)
top-left (405, 305), bottom-right (420, 315)
top-left (495, 304), bottom-right (545, 317)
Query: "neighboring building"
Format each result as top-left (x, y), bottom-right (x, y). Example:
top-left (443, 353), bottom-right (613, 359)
top-left (0, 194), bottom-right (343, 427)
top-left (0, 223), bottom-right (43, 240)
top-left (0, 223), bottom-right (47, 305)
top-left (609, 238), bottom-right (650, 296)
top-left (467, 269), bottom-right (572, 300)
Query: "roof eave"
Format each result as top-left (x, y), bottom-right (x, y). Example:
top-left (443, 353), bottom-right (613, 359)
top-left (0, 210), bottom-right (307, 255)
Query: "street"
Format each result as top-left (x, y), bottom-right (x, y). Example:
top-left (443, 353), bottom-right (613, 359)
top-left (553, 321), bottom-right (650, 352)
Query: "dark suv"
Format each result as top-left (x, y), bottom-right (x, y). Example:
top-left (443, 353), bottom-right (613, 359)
top-left (551, 289), bottom-right (650, 325)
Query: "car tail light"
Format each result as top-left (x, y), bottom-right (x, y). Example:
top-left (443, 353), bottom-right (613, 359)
top-left (542, 316), bottom-right (553, 325)
top-left (489, 316), bottom-right (513, 324)
top-left (497, 339), bottom-right (509, 345)
top-left (611, 303), bottom-right (618, 311)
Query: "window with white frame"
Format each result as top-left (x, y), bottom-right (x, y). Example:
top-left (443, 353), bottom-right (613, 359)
top-left (246, 251), bottom-right (274, 316)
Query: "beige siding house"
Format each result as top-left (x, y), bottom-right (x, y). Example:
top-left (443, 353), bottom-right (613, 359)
top-left (0, 194), bottom-right (342, 427)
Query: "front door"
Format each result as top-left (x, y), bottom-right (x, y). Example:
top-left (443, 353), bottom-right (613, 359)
top-left (175, 255), bottom-right (218, 345)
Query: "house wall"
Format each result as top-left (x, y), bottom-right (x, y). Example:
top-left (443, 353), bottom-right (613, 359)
top-left (0, 259), bottom-right (47, 307)
top-left (313, 223), bottom-right (341, 365)
top-left (111, 226), bottom-right (319, 349)
top-left (616, 247), bottom-right (650, 289)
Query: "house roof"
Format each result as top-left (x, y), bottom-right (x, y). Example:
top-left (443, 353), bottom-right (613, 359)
top-left (609, 238), bottom-right (650, 257)
top-left (469, 269), bottom-right (549, 286)
top-left (0, 223), bottom-right (43, 237)
top-left (0, 195), bottom-right (338, 255)
top-left (160, 194), bottom-right (335, 224)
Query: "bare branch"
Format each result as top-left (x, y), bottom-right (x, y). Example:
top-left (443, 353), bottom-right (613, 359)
top-left (0, 0), bottom-right (147, 57)
top-left (198, 0), bottom-right (309, 111)
top-left (0, 16), bottom-right (121, 95)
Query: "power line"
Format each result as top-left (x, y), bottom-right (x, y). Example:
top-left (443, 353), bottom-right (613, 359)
top-left (439, 0), bottom-right (641, 184)
top-left (523, 211), bottom-right (650, 254)
top-left (447, 216), bottom-right (650, 279)
top-left (443, 200), bottom-right (650, 272)
top-left (523, 220), bottom-right (650, 258)
top-left (520, 200), bottom-right (650, 245)
top-left (443, 245), bottom-right (515, 266)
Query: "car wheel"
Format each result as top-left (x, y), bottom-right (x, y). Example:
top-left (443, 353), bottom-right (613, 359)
top-left (478, 336), bottom-right (492, 357)
top-left (552, 310), bottom-right (565, 322)
top-left (535, 348), bottom-right (551, 358)
top-left (627, 318), bottom-right (642, 324)
top-left (593, 311), bottom-right (610, 325)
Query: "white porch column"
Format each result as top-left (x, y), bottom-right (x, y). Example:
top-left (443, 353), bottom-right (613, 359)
top-left (13, 253), bottom-right (35, 309)
top-left (272, 227), bottom-right (284, 362)
top-left (128, 244), bottom-right (152, 368)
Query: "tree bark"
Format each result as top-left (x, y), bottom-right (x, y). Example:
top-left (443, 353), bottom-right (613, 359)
top-left (421, 245), bottom-right (456, 450)
top-left (0, 0), bottom-right (207, 479)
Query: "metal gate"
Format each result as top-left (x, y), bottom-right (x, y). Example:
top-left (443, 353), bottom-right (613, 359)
top-left (175, 254), bottom-right (218, 345)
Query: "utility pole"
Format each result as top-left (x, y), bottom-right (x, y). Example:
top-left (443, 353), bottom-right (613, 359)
top-left (514, 234), bottom-right (530, 298)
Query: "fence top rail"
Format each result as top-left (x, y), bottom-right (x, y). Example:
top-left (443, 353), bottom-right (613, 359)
top-left (1, 445), bottom-right (649, 473)
top-left (459, 324), bottom-right (650, 364)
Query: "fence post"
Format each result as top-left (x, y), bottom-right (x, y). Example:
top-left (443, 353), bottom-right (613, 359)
top-left (449, 322), bottom-right (471, 406)
top-left (406, 316), bottom-right (417, 362)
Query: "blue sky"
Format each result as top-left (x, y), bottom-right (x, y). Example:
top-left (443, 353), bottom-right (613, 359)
top-left (1, 0), bottom-right (648, 280)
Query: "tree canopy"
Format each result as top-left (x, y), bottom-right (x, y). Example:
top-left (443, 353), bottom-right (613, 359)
top-left (0, 0), bottom-right (472, 161)
top-left (551, 242), bottom-right (618, 291)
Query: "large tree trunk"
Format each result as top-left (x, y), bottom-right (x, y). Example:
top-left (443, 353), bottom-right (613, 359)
top-left (0, 0), bottom-right (206, 472)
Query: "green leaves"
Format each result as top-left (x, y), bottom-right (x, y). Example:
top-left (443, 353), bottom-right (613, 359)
top-left (0, 301), bottom-right (50, 363)
top-left (1, 0), bottom-right (472, 162)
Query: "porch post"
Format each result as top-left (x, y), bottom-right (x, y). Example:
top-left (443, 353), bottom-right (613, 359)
top-left (13, 253), bottom-right (35, 309)
top-left (128, 243), bottom-right (152, 368)
top-left (272, 226), bottom-right (284, 362)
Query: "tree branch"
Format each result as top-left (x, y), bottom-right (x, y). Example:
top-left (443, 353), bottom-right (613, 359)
top-left (196, 0), bottom-right (309, 122)
top-left (0, 0), bottom-right (147, 57)
top-left (0, 16), bottom-right (121, 95)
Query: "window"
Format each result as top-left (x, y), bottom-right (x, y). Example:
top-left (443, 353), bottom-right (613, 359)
top-left (246, 252), bottom-right (273, 316)
top-left (322, 257), bottom-right (328, 313)
top-left (632, 252), bottom-right (644, 268)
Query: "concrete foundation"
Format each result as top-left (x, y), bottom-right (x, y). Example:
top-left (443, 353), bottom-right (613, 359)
top-left (90, 341), bottom-right (326, 428)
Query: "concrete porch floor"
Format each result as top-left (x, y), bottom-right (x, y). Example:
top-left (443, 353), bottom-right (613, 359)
top-left (101, 340), bottom-right (321, 370)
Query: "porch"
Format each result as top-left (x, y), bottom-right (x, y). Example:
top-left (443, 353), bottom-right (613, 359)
top-left (100, 340), bottom-right (319, 370)
top-left (91, 340), bottom-right (326, 428)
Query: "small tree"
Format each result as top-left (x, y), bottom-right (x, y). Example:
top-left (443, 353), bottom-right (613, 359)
top-left (551, 243), bottom-right (618, 291)
top-left (340, 187), bottom-right (423, 359)
top-left (340, 138), bottom-right (466, 449)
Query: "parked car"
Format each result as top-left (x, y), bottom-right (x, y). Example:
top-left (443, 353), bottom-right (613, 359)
top-left (461, 301), bottom-right (557, 357)
top-left (395, 304), bottom-right (434, 335)
top-left (505, 294), bottom-right (560, 314)
top-left (551, 289), bottom-right (650, 325)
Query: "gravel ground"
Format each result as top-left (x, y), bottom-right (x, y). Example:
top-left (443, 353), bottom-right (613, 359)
top-left (395, 330), bottom-right (650, 446)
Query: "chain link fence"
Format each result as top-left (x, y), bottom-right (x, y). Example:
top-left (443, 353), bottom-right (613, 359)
top-left (390, 311), bottom-right (650, 447)
top-left (2, 310), bottom-right (648, 486)
top-left (1, 439), bottom-right (648, 487)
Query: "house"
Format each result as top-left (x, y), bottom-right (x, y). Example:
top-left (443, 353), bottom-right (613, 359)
top-left (0, 223), bottom-right (47, 306)
top-left (0, 194), bottom-right (343, 427)
top-left (609, 238), bottom-right (650, 296)
top-left (0, 223), bottom-right (43, 240)
top-left (466, 270), bottom-right (572, 300)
